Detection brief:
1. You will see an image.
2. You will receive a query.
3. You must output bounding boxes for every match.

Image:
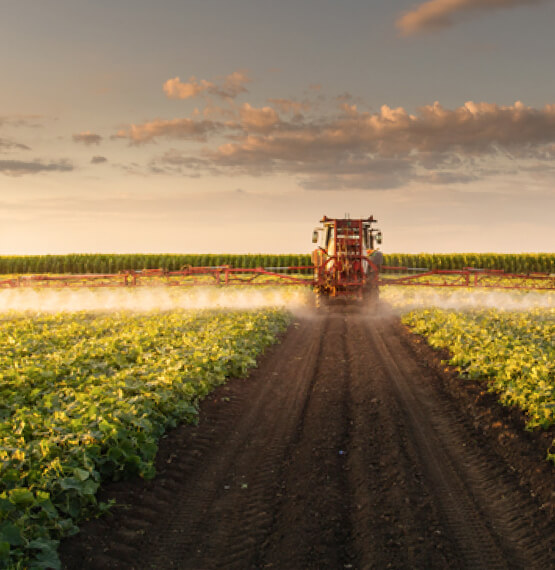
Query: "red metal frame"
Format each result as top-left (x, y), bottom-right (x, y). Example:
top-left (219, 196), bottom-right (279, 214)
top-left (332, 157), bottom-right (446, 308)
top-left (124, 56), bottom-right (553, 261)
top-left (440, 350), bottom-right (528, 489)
top-left (379, 267), bottom-right (554, 291)
top-left (0, 266), bottom-right (553, 291)
top-left (0, 267), bottom-right (315, 289)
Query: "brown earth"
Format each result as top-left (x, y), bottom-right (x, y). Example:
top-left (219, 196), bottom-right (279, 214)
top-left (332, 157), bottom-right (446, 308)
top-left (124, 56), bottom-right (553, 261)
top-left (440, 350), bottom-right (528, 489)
top-left (60, 307), bottom-right (555, 569)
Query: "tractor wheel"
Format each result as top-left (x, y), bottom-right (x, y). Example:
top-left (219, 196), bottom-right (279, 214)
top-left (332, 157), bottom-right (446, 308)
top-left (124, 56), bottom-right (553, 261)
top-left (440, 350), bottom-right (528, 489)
top-left (314, 288), bottom-right (328, 311)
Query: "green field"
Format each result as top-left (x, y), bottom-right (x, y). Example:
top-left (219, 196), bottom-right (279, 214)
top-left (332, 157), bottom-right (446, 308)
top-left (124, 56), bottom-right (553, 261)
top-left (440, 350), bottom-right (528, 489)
top-left (384, 287), bottom-right (554, 452)
top-left (0, 309), bottom-right (290, 569)
top-left (402, 307), bottom-right (554, 430)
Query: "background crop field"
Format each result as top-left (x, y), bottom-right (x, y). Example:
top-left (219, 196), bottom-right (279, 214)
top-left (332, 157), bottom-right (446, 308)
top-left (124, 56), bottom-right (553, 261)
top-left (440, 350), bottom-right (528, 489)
top-left (0, 252), bottom-right (553, 275)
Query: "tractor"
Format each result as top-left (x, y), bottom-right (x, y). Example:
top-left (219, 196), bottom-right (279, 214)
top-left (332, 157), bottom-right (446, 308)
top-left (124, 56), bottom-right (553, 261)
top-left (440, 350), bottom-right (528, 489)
top-left (311, 215), bottom-right (383, 307)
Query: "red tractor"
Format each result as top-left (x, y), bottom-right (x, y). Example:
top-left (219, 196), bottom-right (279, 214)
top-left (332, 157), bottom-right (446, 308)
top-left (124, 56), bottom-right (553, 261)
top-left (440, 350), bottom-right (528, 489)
top-left (311, 215), bottom-right (383, 307)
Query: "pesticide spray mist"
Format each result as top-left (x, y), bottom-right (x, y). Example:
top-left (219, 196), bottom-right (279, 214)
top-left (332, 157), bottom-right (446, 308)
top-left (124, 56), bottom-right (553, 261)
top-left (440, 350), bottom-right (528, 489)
top-left (0, 286), bottom-right (313, 314)
top-left (381, 286), bottom-right (555, 312)
top-left (0, 285), bottom-right (553, 315)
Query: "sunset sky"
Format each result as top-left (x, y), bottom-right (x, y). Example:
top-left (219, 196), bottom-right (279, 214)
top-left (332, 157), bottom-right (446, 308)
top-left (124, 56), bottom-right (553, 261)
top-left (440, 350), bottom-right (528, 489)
top-left (1, 0), bottom-right (554, 255)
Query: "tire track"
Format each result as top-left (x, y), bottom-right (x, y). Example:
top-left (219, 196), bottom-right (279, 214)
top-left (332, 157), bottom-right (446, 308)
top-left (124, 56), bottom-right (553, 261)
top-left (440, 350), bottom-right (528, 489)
top-left (343, 314), bottom-right (456, 569)
top-left (365, 314), bottom-right (553, 569)
top-left (259, 313), bottom-right (356, 569)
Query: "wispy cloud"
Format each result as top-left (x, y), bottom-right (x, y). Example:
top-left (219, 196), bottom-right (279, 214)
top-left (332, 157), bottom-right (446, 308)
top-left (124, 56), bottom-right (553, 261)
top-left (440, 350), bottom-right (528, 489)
top-left (267, 98), bottom-right (311, 115)
top-left (73, 131), bottom-right (103, 145)
top-left (163, 70), bottom-right (250, 100)
top-left (396, 0), bottom-right (548, 36)
top-left (0, 159), bottom-right (73, 177)
top-left (0, 138), bottom-right (30, 152)
top-left (114, 118), bottom-right (220, 144)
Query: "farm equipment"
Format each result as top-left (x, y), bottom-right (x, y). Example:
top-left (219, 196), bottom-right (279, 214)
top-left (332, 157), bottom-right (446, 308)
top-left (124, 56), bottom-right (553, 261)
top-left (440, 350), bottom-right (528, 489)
top-left (311, 215), bottom-right (383, 307)
top-left (1, 215), bottom-right (553, 299)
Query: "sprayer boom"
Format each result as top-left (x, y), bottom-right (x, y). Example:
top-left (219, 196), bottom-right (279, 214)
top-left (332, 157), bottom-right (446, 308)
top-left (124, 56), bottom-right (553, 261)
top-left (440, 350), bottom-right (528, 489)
top-left (1, 216), bottom-right (553, 294)
top-left (2, 265), bottom-right (552, 292)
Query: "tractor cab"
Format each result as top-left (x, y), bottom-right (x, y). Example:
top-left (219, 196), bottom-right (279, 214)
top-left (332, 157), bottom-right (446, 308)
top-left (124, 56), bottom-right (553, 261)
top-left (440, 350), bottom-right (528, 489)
top-left (311, 215), bottom-right (382, 304)
top-left (312, 216), bottom-right (382, 265)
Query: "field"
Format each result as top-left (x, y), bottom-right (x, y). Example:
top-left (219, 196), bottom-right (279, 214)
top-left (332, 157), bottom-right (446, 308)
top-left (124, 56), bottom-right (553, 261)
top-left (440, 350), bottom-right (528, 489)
top-left (0, 308), bottom-right (290, 568)
top-left (1, 284), bottom-right (554, 568)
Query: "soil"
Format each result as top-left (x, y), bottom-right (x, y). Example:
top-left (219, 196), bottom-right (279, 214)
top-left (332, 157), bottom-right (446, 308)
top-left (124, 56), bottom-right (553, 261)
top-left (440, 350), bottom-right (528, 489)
top-left (60, 307), bottom-right (555, 569)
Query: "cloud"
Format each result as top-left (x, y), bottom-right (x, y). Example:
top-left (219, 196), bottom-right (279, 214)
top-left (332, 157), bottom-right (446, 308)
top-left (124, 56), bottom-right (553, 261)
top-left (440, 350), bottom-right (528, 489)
top-left (144, 99), bottom-right (555, 189)
top-left (163, 70), bottom-right (250, 100)
top-left (417, 171), bottom-right (479, 184)
top-left (73, 131), bottom-right (103, 145)
top-left (196, 102), bottom-right (237, 119)
top-left (396, 0), bottom-right (548, 36)
top-left (91, 155), bottom-right (107, 164)
top-left (0, 159), bottom-right (73, 177)
top-left (296, 157), bottom-right (417, 190)
top-left (149, 149), bottom-right (220, 177)
top-left (0, 138), bottom-right (30, 152)
top-left (114, 118), bottom-right (219, 144)
top-left (206, 100), bottom-right (555, 165)
top-left (267, 98), bottom-right (311, 115)
top-left (239, 103), bottom-right (280, 132)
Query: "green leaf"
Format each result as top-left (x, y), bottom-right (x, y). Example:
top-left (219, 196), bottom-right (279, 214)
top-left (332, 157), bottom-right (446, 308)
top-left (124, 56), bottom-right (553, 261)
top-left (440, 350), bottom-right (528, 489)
top-left (8, 488), bottom-right (35, 508)
top-left (29, 538), bottom-right (61, 570)
top-left (39, 499), bottom-right (58, 519)
top-left (0, 541), bottom-right (10, 561)
top-left (81, 479), bottom-right (99, 496)
top-left (73, 468), bottom-right (90, 482)
top-left (0, 497), bottom-right (16, 515)
top-left (0, 521), bottom-right (24, 546)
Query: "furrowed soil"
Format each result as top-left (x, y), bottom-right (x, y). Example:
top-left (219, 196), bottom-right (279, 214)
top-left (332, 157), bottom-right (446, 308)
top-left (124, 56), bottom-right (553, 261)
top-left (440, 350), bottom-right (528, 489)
top-left (60, 308), bottom-right (555, 570)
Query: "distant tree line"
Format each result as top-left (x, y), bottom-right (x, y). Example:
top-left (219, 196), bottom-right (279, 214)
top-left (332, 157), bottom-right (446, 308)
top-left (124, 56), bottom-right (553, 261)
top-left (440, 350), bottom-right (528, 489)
top-left (0, 253), bottom-right (553, 275)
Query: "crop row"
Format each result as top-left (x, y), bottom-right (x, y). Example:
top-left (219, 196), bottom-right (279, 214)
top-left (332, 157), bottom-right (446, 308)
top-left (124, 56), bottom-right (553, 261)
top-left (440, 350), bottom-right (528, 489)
top-left (0, 254), bottom-right (312, 276)
top-left (0, 309), bottom-right (290, 569)
top-left (0, 252), bottom-right (553, 275)
top-left (401, 307), bottom-right (555, 462)
top-left (383, 252), bottom-right (554, 274)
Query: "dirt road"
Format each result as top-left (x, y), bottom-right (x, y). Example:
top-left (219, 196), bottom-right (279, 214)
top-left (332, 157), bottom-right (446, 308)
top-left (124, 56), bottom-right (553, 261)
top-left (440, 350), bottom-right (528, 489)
top-left (60, 310), bottom-right (554, 569)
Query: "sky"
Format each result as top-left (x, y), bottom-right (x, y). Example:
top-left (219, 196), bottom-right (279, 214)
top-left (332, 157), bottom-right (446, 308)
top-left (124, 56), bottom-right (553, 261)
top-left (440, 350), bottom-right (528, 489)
top-left (1, 0), bottom-right (554, 255)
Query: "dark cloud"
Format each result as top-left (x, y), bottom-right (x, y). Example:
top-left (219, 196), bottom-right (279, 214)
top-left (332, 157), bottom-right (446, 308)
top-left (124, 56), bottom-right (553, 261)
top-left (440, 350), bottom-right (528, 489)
top-left (0, 138), bottom-right (30, 152)
top-left (0, 159), bottom-right (73, 177)
top-left (91, 155), bottom-right (107, 164)
top-left (73, 131), bottom-right (102, 145)
top-left (397, 0), bottom-right (548, 36)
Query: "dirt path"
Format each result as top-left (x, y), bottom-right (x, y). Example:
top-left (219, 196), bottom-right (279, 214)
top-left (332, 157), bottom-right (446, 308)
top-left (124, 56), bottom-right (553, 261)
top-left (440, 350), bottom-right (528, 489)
top-left (60, 310), bottom-right (554, 569)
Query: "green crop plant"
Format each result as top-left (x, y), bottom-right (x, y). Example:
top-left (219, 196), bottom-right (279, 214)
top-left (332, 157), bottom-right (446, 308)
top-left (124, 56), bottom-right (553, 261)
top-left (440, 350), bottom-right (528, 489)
top-left (402, 307), bottom-right (555, 462)
top-left (0, 308), bottom-right (290, 569)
